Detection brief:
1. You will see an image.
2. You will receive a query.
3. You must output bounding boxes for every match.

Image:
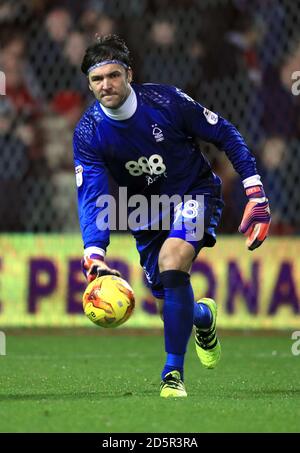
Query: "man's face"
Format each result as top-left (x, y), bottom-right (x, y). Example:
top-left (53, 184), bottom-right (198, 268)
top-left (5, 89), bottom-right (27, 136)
top-left (88, 63), bottom-right (132, 109)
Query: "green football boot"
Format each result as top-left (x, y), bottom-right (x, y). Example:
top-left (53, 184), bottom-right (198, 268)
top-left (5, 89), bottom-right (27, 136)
top-left (160, 371), bottom-right (187, 398)
top-left (195, 298), bottom-right (221, 369)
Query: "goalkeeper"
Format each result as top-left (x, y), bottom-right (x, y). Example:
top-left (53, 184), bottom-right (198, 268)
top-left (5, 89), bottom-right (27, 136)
top-left (74, 34), bottom-right (271, 398)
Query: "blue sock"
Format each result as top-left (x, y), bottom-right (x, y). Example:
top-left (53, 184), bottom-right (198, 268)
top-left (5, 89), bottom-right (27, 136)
top-left (194, 301), bottom-right (212, 329)
top-left (160, 270), bottom-right (194, 381)
top-left (162, 353), bottom-right (185, 381)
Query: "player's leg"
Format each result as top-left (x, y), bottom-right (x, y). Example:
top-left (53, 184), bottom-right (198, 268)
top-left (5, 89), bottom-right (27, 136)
top-left (155, 281), bottom-right (218, 368)
top-left (156, 279), bottom-right (212, 330)
top-left (158, 237), bottom-right (195, 397)
top-left (189, 192), bottom-right (223, 369)
top-left (167, 189), bottom-right (223, 372)
top-left (133, 230), bottom-right (189, 396)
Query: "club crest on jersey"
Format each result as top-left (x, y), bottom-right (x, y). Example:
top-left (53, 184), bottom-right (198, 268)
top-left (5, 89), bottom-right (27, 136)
top-left (75, 165), bottom-right (83, 187)
top-left (152, 124), bottom-right (164, 142)
top-left (203, 108), bottom-right (218, 125)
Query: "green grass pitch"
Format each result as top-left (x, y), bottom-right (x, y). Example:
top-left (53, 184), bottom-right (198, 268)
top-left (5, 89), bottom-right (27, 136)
top-left (0, 331), bottom-right (299, 433)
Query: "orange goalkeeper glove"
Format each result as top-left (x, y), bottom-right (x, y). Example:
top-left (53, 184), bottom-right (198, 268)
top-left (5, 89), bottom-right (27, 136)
top-left (82, 253), bottom-right (121, 283)
top-left (239, 185), bottom-right (271, 251)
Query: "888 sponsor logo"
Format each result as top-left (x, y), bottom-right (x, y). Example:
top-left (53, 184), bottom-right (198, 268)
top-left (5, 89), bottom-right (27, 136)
top-left (125, 154), bottom-right (166, 176)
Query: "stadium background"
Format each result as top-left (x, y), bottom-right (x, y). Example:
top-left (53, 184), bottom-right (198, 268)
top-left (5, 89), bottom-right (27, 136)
top-left (0, 0), bottom-right (300, 329)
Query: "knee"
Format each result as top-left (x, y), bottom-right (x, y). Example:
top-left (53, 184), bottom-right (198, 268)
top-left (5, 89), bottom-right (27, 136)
top-left (158, 251), bottom-right (181, 272)
top-left (158, 238), bottom-right (195, 273)
top-left (158, 248), bottom-right (192, 273)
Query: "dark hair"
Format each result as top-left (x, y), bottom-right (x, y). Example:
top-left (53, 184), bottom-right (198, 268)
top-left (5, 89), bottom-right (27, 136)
top-left (81, 34), bottom-right (131, 75)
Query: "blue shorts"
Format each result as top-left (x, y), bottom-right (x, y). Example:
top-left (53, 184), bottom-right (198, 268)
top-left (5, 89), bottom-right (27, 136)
top-left (133, 181), bottom-right (224, 299)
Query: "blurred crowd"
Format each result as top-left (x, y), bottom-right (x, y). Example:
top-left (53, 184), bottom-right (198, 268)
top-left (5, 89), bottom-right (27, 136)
top-left (0, 0), bottom-right (299, 234)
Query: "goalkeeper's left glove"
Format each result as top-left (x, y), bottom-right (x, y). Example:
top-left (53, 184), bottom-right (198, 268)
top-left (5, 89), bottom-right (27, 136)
top-left (239, 183), bottom-right (271, 251)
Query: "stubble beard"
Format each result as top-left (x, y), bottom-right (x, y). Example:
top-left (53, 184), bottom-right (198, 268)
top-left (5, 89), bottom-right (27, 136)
top-left (99, 85), bottom-right (131, 109)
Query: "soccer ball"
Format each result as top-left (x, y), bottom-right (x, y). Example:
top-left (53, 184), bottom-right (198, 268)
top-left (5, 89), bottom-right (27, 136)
top-left (82, 275), bottom-right (135, 328)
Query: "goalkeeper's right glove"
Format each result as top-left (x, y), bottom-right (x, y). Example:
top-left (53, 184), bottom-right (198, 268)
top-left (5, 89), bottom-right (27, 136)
top-left (82, 253), bottom-right (121, 283)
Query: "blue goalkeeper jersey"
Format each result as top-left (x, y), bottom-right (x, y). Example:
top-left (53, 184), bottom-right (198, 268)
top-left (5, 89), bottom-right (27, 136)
top-left (73, 83), bottom-right (258, 251)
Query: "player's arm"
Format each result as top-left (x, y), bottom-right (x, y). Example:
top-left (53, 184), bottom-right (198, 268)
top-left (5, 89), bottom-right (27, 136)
top-left (172, 87), bottom-right (271, 250)
top-left (203, 117), bottom-right (271, 250)
top-left (73, 127), bottom-right (119, 281)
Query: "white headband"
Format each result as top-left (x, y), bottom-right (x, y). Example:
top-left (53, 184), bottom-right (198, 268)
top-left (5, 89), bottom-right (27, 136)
top-left (87, 59), bottom-right (129, 74)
